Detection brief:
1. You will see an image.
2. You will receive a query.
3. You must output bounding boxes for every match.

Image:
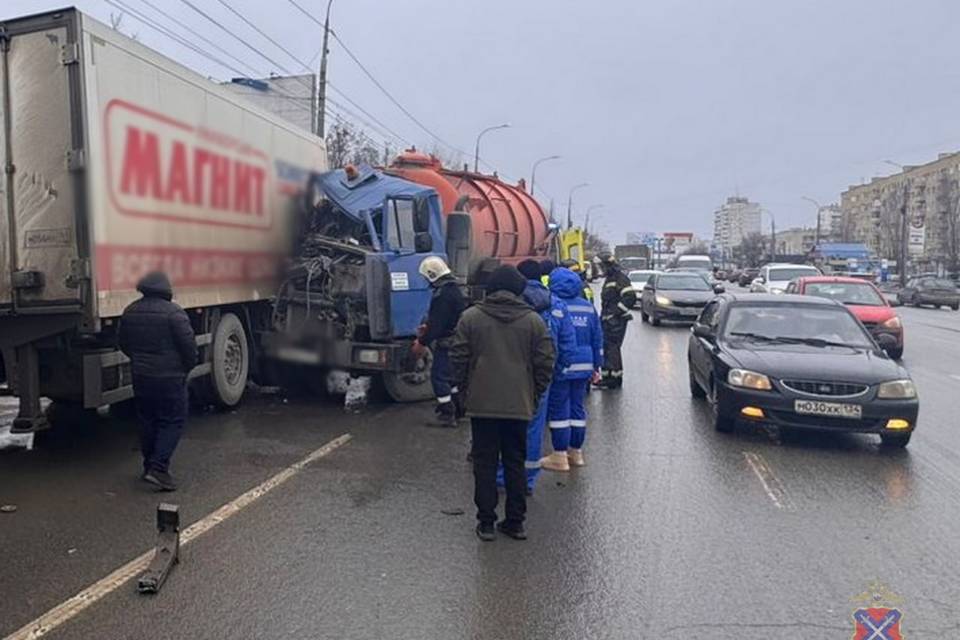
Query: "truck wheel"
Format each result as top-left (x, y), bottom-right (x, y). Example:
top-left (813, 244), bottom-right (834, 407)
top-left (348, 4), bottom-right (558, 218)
top-left (210, 313), bottom-right (249, 407)
top-left (382, 349), bottom-right (434, 403)
top-left (880, 433), bottom-right (911, 448)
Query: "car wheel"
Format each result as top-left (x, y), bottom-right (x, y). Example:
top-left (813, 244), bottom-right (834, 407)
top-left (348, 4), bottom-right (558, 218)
top-left (689, 365), bottom-right (706, 399)
top-left (952, 303), bottom-right (959, 311)
top-left (640, 309), bottom-right (649, 323)
top-left (710, 381), bottom-right (734, 433)
top-left (886, 346), bottom-right (903, 360)
top-left (880, 432), bottom-right (911, 448)
top-left (650, 313), bottom-right (661, 327)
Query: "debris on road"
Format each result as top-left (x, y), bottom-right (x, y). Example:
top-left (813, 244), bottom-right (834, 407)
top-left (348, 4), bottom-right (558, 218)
top-left (138, 503), bottom-right (180, 595)
top-left (344, 376), bottom-right (371, 413)
top-left (1, 504), bottom-right (17, 513)
top-left (440, 508), bottom-right (465, 516)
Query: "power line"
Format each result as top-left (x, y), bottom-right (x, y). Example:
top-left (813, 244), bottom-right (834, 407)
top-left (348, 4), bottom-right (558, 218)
top-left (284, 0), bottom-right (473, 158)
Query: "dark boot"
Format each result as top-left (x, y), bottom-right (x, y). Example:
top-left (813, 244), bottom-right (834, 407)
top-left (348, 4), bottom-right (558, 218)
top-left (452, 391), bottom-right (466, 420)
top-left (435, 402), bottom-right (457, 427)
top-left (476, 522), bottom-right (496, 541)
top-left (143, 470), bottom-right (177, 492)
top-left (497, 520), bottom-right (527, 540)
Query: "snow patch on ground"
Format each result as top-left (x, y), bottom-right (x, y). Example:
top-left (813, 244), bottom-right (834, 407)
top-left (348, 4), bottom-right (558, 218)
top-left (0, 395), bottom-right (34, 451)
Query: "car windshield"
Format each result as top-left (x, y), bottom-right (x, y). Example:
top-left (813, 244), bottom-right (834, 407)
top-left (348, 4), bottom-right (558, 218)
top-left (723, 304), bottom-right (873, 347)
top-left (804, 282), bottom-right (884, 306)
top-left (629, 271), bottom-right (655, 282)
top-left (657, 274), bottom-right (711, 291)
top-left (768, 267), bottom-right (818, 281)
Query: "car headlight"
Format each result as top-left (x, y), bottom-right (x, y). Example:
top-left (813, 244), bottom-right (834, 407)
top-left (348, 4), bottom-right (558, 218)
top-left (880, 316), bottom-right (902, 329)
top-left (727, 368), bottom-right (772, 391)
top-left (877, 379), bottom-right (916, 399)
top-left (655, 295), bottom-right (672, 306)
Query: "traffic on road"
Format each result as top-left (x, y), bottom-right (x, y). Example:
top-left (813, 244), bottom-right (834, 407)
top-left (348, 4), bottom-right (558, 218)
top-left (3, 2), bottom-right (960, 639)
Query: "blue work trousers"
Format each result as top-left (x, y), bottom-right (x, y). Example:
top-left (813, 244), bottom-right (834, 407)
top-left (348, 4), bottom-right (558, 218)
top-left (548, 378), bottom-right (589, 451)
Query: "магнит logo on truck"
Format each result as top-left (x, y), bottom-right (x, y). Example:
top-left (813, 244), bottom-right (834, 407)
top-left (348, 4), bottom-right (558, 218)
top-left (104, 100), bottom-right (272, 230)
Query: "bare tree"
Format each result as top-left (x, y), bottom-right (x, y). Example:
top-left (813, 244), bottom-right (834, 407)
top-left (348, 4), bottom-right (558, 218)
top-left (936, 172), bottom-right (960, 273)
top-left (734, 232), bottom-right (767, 267)
top-left (877, 186), bottom-right (905, 263)
top-left (583, 230), bottom-right (610, 256)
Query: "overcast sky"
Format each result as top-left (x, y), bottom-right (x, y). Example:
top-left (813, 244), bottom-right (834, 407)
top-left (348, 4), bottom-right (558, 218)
top-left (7, 0), bottom-right (960, 242)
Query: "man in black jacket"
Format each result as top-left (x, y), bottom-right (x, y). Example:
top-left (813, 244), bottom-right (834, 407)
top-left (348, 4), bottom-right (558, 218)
top-left (597, 253), bottom-right (636, 389)
top-left (413, 256), bottom-right (466, 426)
top-left (119, 272), bottom-right (197, 491)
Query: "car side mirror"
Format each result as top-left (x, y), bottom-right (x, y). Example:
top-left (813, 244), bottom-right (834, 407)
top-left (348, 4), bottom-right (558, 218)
top-left (713, 284), bottom-right (725, 294)
top-left (692, 324), bottom-right (714, 340)
top-left (876, 333), bottom-right (898, 355)
top-left (414, 232), bottom-right (433, 253)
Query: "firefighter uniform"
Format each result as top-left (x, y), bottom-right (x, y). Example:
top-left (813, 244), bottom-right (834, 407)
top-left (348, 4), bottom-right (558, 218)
top-left (599, 257), bottom-right (635, 389)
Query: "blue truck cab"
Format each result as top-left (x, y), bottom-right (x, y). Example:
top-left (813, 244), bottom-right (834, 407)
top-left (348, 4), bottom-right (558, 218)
top-left (266, 165), bottom-right (448, 401)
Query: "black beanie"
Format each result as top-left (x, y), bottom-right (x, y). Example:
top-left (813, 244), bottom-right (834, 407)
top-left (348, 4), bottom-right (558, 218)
top-left (517, 259), bottom-right (541, 280)
top-left (486, 265), bottom-right (527, 296)
top-left (539, 260), bottom-right (557, 277)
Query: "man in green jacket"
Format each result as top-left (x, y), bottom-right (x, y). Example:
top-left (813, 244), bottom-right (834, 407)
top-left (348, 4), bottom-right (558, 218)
top-left (451, 265), bottom-right (556, 542)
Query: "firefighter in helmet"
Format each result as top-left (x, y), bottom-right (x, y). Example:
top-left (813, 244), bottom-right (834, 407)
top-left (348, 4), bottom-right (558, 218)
top-left (596, 253), bottom-right (635, 389)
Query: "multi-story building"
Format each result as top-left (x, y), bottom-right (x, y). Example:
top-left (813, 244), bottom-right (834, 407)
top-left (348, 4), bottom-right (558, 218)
top-left (840, 152), bottom-right (960, 271)
top-left (714, 196), bottom-right (762, 253)
top-left (817, 204), bottom-right (843, 242)
top-left (774, 227), bottom-right (817, 256)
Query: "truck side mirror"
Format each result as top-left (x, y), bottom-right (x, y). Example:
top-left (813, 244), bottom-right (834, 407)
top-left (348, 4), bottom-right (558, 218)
top-left (414, 232), bottom-right (433, 253)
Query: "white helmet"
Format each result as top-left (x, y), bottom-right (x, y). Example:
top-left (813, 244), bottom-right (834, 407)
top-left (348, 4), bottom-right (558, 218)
top-left (418, 256), bottom-right (451, 283)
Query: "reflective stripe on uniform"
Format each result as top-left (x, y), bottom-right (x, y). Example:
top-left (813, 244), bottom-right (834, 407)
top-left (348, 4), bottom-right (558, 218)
top-left (569, 419), bottom-right (586, 427)
top-left (604, 282), bottom-right (619, 288)
top-left (437, 395), bottom-right (452, 403)
top-left (617, 302), bottom-right (630, 313)
top-left (451, 386), bottom-right (459, 394)
top-left (566, 305), bottom-right (596, 314)
top-left (609, 370), bottom-right (623, 378)
top-left (549, 420), bottom-right (571, 429)
top-left (620, 286), bottom-right (635, 295)
top-left (525, 459), bottom-right (541, 469)
top-left (564, 363), bottom-right (595, 373)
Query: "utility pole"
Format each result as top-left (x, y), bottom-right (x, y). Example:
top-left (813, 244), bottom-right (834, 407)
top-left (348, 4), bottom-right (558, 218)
top-left (566, 183), bottom-right (588, 229)
top-left (315, 0), bottom-right (334, 137)
top-left (885, 161), bottom-right (910, 284)
top-left (801, 196), bottom-right (822, 247)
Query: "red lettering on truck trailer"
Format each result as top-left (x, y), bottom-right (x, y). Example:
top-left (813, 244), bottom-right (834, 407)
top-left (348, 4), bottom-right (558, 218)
top-left (105, 100), bottom-right (272, 230)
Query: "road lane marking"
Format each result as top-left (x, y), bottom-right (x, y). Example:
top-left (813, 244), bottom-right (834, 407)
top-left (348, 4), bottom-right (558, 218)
top-left (743, 451), bottom-right (795, 511)
top-left (4, 433), bottom-right (353, 640)
top-left (951, 375), bottom-right (960, 382)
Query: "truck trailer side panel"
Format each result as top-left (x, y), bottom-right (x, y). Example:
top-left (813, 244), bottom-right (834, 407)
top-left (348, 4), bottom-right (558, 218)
top-left (80, 15), bottom-right (327, 319)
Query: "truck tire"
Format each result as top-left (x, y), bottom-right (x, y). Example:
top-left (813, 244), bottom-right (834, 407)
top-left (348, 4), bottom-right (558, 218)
top-left (382, 349), bottom-right (434, 403)
top-left (209, 313), bottom-right (249, 407)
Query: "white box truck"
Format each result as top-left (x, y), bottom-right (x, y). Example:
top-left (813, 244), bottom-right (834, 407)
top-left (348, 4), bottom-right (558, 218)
top-left (0, 8), bottom-right (327, 431)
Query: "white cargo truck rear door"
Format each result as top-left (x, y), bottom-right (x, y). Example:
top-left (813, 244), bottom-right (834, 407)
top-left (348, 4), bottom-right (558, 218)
top-left (0, 17), bottom-right (85, 311)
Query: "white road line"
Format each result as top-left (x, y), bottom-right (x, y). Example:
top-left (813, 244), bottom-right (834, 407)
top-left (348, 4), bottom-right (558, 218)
top-left (4, 433), bottom-right (353, 640)
top-left (950, 375), bottom-right (960, 382)
top-left (743, 451), bottom-right (795, 511)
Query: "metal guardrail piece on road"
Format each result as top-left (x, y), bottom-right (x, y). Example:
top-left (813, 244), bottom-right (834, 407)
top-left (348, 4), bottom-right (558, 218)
top-left (137, 503), bottom-right (180, 594)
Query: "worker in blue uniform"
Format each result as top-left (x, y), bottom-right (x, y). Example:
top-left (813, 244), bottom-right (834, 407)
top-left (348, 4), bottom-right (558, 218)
top-left (541, 267), bottom-right (603, 470)
top-left (497, 259), bottom-right (576, 493)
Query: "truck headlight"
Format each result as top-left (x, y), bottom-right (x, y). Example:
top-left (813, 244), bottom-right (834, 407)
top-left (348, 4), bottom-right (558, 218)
top-left (880, 316), bottom-right (902, 329)
top-left (877, 379), bottom-right (916, 399)
top-left (655, 295), bottom-right (672, 306)
top-left (727, 368), bottom-right (772, 391)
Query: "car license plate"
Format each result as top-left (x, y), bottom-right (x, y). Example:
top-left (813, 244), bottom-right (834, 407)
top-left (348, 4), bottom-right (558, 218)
top-left (794, 400), bottom-right (862, 419)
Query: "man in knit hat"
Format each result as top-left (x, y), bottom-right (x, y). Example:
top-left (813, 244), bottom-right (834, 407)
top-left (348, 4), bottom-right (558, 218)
top-left (451, 265), bottom-right (556, 541)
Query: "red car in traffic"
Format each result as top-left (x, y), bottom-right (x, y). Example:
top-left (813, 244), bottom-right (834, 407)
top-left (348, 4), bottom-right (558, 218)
top-left (786, 276), bottom-right (904, 359)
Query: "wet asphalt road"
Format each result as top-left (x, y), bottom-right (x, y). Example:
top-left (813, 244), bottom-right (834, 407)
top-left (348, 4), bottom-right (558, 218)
top-left (2, 298), bottom-right (960, 639)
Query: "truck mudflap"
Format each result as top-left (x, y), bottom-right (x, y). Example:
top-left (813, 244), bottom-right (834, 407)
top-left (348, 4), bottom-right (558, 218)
top-left (261, 332), bottom-right (410, 373)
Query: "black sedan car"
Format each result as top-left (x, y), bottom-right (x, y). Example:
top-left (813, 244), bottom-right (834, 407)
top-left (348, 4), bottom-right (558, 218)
top-left (687, 293), bottom-right (919, 447)
top-left (640, 272), bottom-right (723, 326)
top-left (897, 276), bottom-right (960, 310)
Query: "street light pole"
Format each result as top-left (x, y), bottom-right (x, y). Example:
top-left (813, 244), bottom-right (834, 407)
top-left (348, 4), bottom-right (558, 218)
top-left (885, 160), bottom-right (910, 284)
top-left (315, 0), bottom-right (334, 137)
top-left (530, 155), bottom-right (560, 196)
top-left (566, 183), bottom-right (589, 229)
top-left (762, 208), bottom-right (777, 261)
top-left (474, 123), bottom-right (510, 173)
top-left (584, 204), bottom-right (604, 231)
top-left (801, 196), bottom-right (822, 246)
